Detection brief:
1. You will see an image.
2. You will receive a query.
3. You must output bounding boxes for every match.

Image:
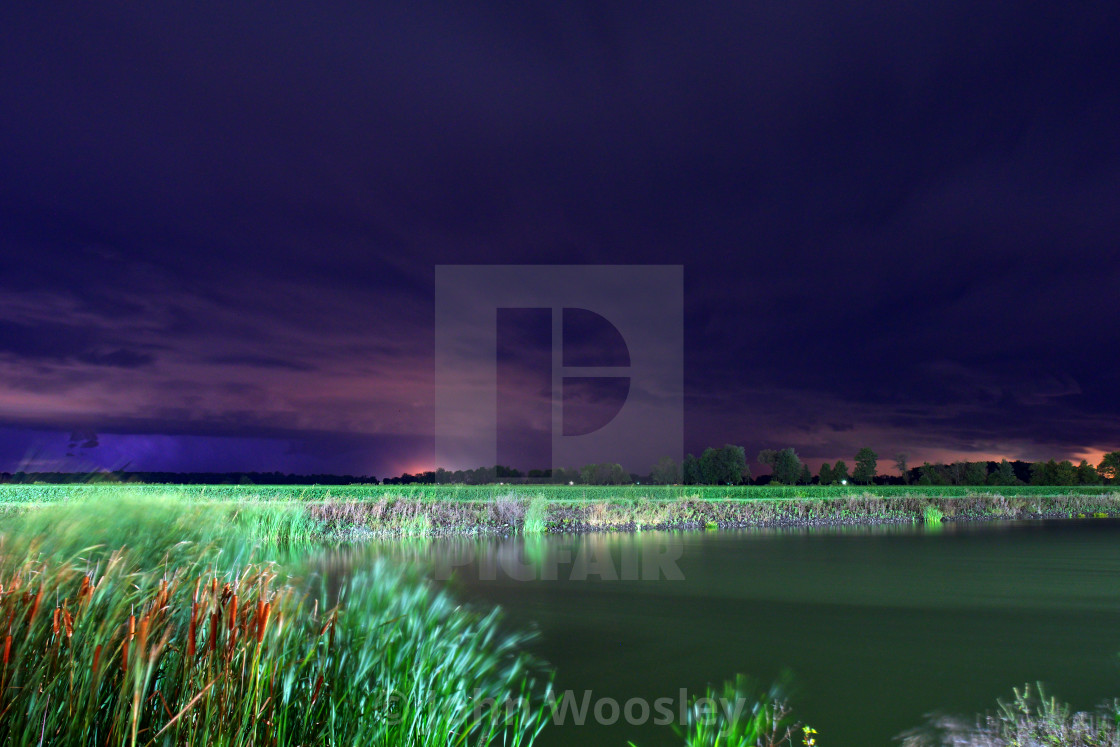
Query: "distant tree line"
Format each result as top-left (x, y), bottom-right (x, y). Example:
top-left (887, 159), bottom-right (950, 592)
top-left (389, 465), bottom-right (528, 486)
top-left (908, 456), bottom-right (1114, 487)
top-left (16, 450), bottom-right (1114, 488)
top-left (389, 448), bottom-right (1120, 487)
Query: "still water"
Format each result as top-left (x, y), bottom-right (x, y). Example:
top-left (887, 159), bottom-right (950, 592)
top-left (328, 520), bottom-right (1120, 746)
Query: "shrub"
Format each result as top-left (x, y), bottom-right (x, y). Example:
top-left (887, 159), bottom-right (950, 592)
top-left (901, 684), bottom-right (1120, 747)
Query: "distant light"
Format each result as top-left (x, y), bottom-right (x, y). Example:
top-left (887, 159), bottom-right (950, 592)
top-left (569, 481), bottom-right (574, 485)
top-left (841, 479), bottom-right (848, 485)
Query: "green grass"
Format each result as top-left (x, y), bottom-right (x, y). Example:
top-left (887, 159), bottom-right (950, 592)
top-left (625, 674), bottom-right (805, 747)
top-left (0, 496), bottom-right (551, 746)
top-left (523, 496), bottom-right (548, 534)
top-left (1, 483), bottom-right (1116, 506)
top-left (2, 485), bottom-right (1118, 538)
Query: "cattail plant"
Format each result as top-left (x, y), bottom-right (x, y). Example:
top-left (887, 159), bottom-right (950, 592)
top-left (0, 496), bottom-right (552, 747)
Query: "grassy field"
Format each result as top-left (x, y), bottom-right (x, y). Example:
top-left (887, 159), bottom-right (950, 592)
top-left (1, 482), bottom-right (1116, 504)
top-left (1, 484), bottom-right (1117, 537)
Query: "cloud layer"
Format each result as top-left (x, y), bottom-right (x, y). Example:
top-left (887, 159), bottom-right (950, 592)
top-left (1, 2), bottom-right (1117, 475)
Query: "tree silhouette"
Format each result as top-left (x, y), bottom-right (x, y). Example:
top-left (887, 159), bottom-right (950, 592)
top-left (853, 447), bottom-right (877, 484)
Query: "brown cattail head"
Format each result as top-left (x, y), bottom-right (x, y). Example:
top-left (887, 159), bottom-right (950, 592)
top-left (27, 586), bottom-right (43, 625)
top-left (138, 615), bottom-right (149, 658)
top-left (52, 607), bottom-right (61, 636)
top-left (187, 603), bottom-right (198, 659)
top-left (257, 602), bottom-right (271, 643)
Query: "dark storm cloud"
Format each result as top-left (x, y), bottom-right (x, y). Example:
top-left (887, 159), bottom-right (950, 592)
top-left (206, 355), bottom-right (317, 372)
top-left (0, 320), bottom-right (157, 369)
top-left (0, 1), bottom-right (1118, 474)
top-left (75, 350), bottom-right (156, 369)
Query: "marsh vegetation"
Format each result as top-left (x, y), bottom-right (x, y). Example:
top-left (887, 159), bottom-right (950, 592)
top-left (0, 497), bottom-right (550, 746)
top-left (3, 490), bottom-right (1120, 745)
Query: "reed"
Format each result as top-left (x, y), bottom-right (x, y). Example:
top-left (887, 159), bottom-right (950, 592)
top-left (0, 497), bottom-right (551, 746)
top-left (670, 674), bottom-right (804, 747)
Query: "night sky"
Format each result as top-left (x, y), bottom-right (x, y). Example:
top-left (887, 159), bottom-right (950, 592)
top-left (1, 2), bottom-right (1118, 478)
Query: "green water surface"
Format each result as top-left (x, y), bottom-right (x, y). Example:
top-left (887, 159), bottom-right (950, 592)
top-left (336, 519), bottom-right (1120, 746)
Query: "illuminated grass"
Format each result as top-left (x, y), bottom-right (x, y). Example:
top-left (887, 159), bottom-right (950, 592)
top-left (1, 485), bottom-right (1118, 538)
top-left (666, 674), bottom-right (804, 747)
top-left (923, 506), bottom-right (945, 524)
top-left (522, 496), bottom-right (548, 534)
top-left (1, 483), bottom-right (1118, 505)
top-left (0, 498), bottom-right (551, 746)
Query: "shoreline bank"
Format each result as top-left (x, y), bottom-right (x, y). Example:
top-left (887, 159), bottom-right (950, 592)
top-left (307, 491), bottom-right (1120, 538)
top-left (2, 485), bottom-right (1118, 539)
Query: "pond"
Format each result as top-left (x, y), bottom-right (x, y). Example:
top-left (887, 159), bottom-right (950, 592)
top-left (321, 519), bottom-right (1120, 746)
